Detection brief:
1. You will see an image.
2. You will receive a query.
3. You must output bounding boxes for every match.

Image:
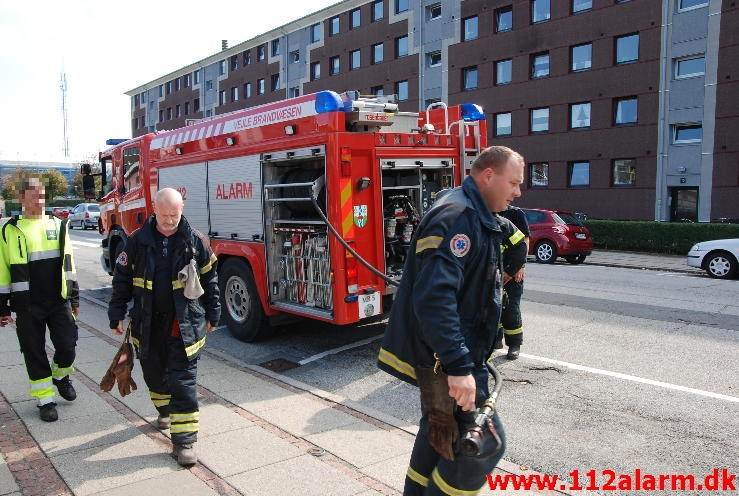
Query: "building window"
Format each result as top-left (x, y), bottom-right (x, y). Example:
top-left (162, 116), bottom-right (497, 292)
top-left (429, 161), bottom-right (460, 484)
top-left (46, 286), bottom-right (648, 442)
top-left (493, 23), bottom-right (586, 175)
top-left (218, 91), bottom-right (226, 105)
top-left (396, 35), bottom-right (408, 58)
top-left (158, 85), bottom-right (163, 98)
top-left (330, 16), bottom-right (340, 35)
top-left (184, 74), bottom-right (191, 87)
top-left (184, 102), bottom-right (190, 115)
top-left (167, 107), bottom-right (172, 120)
top-left (206, 109), bottom-right (212, 118)
top-left (205, 80), bottom-right (213, 91)
top-left (395, 0), bottom-right (408, 14)
top-left (614, 97), bottom-right (637, 125)
top-left (271, 39), bottom-right (280, 57)
top-left (678, 0), bottom-right (708, 11)
top-left (427, 3), bottom-right (441, 20)
top-left (219, 60), bottom-right (227, 75)
top-left (496, 59), bottom-right (512, 85)
top-left (244, 50), bottom-right (252, 66)
top-left (532, 0), bottom-right (551, 23)
top-left (530, 163), bottom-right (549, 187)
top-left (351, 8), bottom-right (361, 28)
top-left (230, 55), bottom-right (238, 71)
top-left (395, 80), bottom-right (408, 101)
top-left (257, 79), bottom-right (265, 95)
top-left (290, 50), bottom-right (300, 63)
top-left (372, 43), bottom-right (384, 64)
top-left (351, 49), bottom-right (361, 70)
top-left (495, 6), bottom-right (513, 32)
top-left (194, 71), bottom-right (200, 85)
top-left (289, 87), bottom-right (300, 98)
top-left (572, 0), bottom-right (592, 13)
top-left (231, 86), bottom-right (239, 102)
top-left (427, 51), bottom-right (441, 68)
top-left (194, 98), bottom-right (200, 112)
top-left (531, 52), bottom-right (550, 78)
top-left (310, 23), bottom-right (321, 43)
top-left (569, 161), bottom-right (590, 187)
top-left (612, 159), bottom-right (636, 186)
top-left (372, 85), bottom-right (384, 96)
top-left (495, 112), bottom-right (512, 136)
top-left (271, 74), bottom-right (280, 91)
top-left (134, 94), bottom-right (139, 106)
top-left (311, 62), bottom-right (321, 80)
top-left (244, 83), bottom-right (251, 98)
top-left (570, 102), bottom-right (591, 129)
top-left (372, 0), bottom-right (384, 21)
top-left (463, 66), bottom-right (478, 90)
top-left (159, 109), bottom-right (164, 122)
top-left (174, 79), bottom-right (181, 92)
top-left (675, 55), bottom-right (705, 79)
top-left (616, 33), bottom-right (639, 64)
top-left (166, 81), bottom-right (172, 94)
top-left (141, 92), bottom-right (146, 104)
top-left (571, 43), bottom-right (592, 71)
top-left (257, 45), bottom-right (266, 61)
top-left (531, 107), bottom-right (549, 133)
top-left (673, 124), bottom-right (702, 143)
top-left (462, 16), bottom-right (478, 41)
top-left (330, 56), bottom-right (340, 75)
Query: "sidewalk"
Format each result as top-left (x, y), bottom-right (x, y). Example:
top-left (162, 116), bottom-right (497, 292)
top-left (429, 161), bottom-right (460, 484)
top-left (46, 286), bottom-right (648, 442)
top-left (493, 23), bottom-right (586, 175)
top-left (0, 300), bottom-right (563, 496)
top-left (582, 249), bottom-right (701, 274)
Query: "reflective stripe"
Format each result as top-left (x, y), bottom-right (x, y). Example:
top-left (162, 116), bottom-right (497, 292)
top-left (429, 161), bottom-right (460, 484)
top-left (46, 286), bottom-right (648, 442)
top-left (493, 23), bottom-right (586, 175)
top-left (0, 285), bottom-right (9, 294)
top-left (431, 468), bottom-right (480, 496)
top-left (152, 398), bottom-right (171, 407)
top-left (170, 422), bottom-right (199, 434)
top-left (185, 336), bottom-right (206, 357)
top-left (30, 378), bottom-right (54, 400)
top-left (415, 236), bottom-right (443, 254)
top-left (51, 362), bottom-right (75, 378)
top-left (407, 467), bottom-right (429, 487)
top-left (132, 336), bottom-right (140, 348)
top-left (27, 249), bottom-right (61, 262)
top-left (11, 282), bottom-right (29, 291)
top-left (509, 230), bottom-right (524, 245)
top-left (503, 326), bottom-right (523, 335)
top-left (133, 278), bottom-right (153, 290)
top-left (171, 412), bottom-right (199, 423)
top-left (149, 391), bottom-right (172, 400)
top-left (378, 347), bottom-right (417, 381)
top-left (65, 271), bottom-right (77, 282)
top-left (200, 253), bottom-right (218, 275)
top-left (172, 280), bottom-right (184, 290)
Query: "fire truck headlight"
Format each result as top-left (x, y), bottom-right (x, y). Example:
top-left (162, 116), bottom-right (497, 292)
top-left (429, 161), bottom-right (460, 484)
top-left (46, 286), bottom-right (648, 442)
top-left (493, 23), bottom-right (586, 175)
top-left (461, 103), bottom-right (486, 122)
top-left (175, 147), bottom-right (183, 155)
top-left (315, 91), bottom-right (344, 114)
top-left (284, 125), bottom-right (296, 135)
top-left (226, 137), bottom-right (235, 146)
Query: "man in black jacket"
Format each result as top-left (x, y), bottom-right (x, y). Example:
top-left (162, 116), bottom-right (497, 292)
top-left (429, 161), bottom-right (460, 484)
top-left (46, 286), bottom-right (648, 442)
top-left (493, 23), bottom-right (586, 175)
top-left (378, 146), bottom-right (527, 495)
top-left (108, 188), bottom-right (220, 466)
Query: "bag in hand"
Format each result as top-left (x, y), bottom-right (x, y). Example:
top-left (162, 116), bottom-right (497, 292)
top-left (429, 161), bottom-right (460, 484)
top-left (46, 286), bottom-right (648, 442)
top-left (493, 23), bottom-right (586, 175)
top-left (100, 325), bottom-right (138, 397)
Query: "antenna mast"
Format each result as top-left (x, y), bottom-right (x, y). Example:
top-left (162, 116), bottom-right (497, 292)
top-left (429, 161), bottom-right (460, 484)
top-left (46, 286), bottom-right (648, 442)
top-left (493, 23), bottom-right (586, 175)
top-left (60, 71), bottom-right (69, 157)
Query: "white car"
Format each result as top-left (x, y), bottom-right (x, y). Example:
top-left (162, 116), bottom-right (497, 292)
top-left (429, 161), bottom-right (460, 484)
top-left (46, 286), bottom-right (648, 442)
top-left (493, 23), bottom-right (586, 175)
top-left (68, 203), bottom-right (100, 230)
top-left (687, 239), bottom-right (739, 279)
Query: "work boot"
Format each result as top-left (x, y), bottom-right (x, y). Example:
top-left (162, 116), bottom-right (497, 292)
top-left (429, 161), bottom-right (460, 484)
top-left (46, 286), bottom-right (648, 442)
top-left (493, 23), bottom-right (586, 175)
top-left (53, 377), bottom-right (77, 401)
top-left (157, 414), bottom-right (170, 430)
top-left (173, 444), bottom-right (197, 466)
top-left (506, 345), bottom-right (520, 360)
top-left (38, 403), bottom-right (58, 422)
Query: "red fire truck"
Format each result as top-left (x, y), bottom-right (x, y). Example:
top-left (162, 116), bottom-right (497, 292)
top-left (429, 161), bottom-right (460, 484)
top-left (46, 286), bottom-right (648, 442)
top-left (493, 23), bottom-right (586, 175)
top-left (98, 91), bottom-right (487, 341)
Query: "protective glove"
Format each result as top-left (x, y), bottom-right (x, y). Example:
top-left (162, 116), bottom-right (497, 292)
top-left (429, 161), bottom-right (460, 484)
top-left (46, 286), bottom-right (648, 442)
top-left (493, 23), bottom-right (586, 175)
top-left (416, 365), bottom-right (459, 461)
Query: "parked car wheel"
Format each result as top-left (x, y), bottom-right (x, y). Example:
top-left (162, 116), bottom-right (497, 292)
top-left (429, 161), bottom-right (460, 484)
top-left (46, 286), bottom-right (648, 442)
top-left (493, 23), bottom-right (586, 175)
top-left (565, 254), bottom-right (587, 264)
top-left (704, 251), bottom-right (737, 279)
top-left (219, 258), bottom-right (272, 342)
top-left (535, 240), bottom-right (557, 264)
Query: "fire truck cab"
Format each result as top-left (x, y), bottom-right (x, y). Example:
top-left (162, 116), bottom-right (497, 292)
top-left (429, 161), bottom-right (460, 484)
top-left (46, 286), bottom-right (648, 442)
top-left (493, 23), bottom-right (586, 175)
top-left (98, 90), bottom-right (487, 342)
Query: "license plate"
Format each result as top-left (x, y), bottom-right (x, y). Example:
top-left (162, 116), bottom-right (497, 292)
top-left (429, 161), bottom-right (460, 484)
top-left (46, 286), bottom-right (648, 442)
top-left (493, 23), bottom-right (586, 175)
top-left (575, 233), bottom-right (587, 239)
top-left (358, 292), bottom-right (381, 319)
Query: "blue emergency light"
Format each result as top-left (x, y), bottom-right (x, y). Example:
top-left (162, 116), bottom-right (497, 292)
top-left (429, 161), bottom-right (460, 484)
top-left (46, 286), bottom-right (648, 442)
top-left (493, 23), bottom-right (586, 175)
top-left (314, 91), bottom-right (344, 114)
top-left (460, 103), bottom-right (486, 121)
top-left (105, 138), bottom-right (129, 145)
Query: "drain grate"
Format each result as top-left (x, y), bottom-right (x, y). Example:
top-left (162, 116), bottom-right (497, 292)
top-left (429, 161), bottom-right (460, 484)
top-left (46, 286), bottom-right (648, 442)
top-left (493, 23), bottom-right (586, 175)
top-left (258, 358), bottom-right (300, 372)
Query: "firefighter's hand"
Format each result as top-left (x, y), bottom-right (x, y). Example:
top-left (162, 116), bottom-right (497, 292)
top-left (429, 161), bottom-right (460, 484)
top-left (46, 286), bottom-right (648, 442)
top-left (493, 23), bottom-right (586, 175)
top-left (206, 321), bottom-right (216, 333)
top-left (502, 273), bottom-right (513, 286)
top-left (72, 306), bottom-right (80, 318)
top-left (447, 374), bottom-right (476, 412)
top-left (514, 267), bottom-right (525, 283)
top-left (112, 321), bottom-right (124, 335)
top-left (0, 316), bottom-right (13, 327)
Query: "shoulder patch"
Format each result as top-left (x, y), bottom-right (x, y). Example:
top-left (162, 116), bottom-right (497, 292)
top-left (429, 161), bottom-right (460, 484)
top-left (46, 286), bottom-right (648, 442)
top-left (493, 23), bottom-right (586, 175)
top-left (116, 252), bottom-right (128, 267)
top-left (449, 234), bottom-right (471, 258)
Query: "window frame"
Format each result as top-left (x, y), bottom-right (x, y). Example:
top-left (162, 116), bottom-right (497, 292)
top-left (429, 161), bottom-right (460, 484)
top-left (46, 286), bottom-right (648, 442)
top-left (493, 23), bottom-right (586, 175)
top-left (372, 42), bottom-right (384, 64)
top-left (494, 112), bottom-right (512, 136)
top-left (310, 23), bottom-right (321, 43)
top-left (311, 61), bottom-right (321, 80)
top-left (427, 50), bottom-right (442, 68)
top-left (495, 6), bottom-right (513, 33)
top-left (495, 58), bottom-right (513, 86)
top-left (330, 56), bottom-right (341, 75)
top-left (329, 16), bottom-right (340, 36)
top-left (350, 8), bottom-right (361, 29)
top-left (462, 15), bottom-right (478, 41)
top-left (570, 102), bottom-right (592, 129)
top-left (675, 55), bottom-right (706, 79)
top-left (395, 80), bottom-right (409, 101)
top-left (612, 159), bottom-right (637, 187)
top-left (673, 123), bottom-right (703, 144)
top-left (571, 42), bottom-right (593, 72)
top-left (531, 51), bottom-right (550, 79)
top-left (395, 35), bottom-right (408, 58)
top-left (530, 107), bottom-right (550, 133)
top-left (427, 3), bottom-right (442, 20)
top-left (531, 0), bottom-right (551, 24)
top-left (568, 161), bottom-right (590, 187)
top-left (615, 33), bottom-right (640, 65)
top-left (350, 49), bottom-right (361, 70)
top-left (677, 0), bottom-right (709, 12)
top-left (372, 0), bottom-right (384, 22)
top-left (614, 96), bottom-right (638, 126)
top-left (462, 66), bottom-right (478, 91)
top-left (529, 163), bottom-right (549, 188)
top-left (572, 0), bottom-right (593, 14)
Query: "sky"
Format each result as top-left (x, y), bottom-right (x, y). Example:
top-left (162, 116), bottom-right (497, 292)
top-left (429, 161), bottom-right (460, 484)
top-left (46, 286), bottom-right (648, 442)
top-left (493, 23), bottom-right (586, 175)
top-left (0, 0), bottom-right (339, 164)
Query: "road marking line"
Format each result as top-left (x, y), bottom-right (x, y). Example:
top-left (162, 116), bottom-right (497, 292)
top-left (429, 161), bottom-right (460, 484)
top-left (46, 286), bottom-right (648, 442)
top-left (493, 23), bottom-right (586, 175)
top-left (298, 334), bottom-right (384, 366)
top-left (515, 352), bottom-right (739, 403)
top-left (71, 240), bottom-right (99, 247)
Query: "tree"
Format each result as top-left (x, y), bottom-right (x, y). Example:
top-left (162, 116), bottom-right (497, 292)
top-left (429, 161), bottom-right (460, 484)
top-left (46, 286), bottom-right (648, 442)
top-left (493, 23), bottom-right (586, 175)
top-left (0, 168), bottom-right (68, 200)
top-left (1, 169), bottom-right (35, 200)
top-left (41, 169), bottom-right (69, 199)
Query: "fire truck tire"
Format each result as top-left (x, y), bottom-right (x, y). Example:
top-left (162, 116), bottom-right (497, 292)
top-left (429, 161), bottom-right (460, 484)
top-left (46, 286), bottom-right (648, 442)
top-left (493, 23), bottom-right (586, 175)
top-left (219, 258), bottom-right (270, 342)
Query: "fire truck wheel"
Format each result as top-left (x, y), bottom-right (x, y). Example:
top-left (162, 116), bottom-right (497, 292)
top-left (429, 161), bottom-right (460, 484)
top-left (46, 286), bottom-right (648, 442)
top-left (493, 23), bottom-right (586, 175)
top-left (219, 258), bottom-right (270, 342)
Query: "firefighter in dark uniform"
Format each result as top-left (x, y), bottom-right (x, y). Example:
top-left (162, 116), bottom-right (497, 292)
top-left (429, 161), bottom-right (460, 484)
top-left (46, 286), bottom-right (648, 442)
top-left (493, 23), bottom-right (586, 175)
top-left (108, 188), bottom-right (220, 466)
top-left (378, 146), bottom-right (528, 495)
top-left (496, 205), bottom-right (530, 360)
top-left (0, 177), bottom-right (79, 422)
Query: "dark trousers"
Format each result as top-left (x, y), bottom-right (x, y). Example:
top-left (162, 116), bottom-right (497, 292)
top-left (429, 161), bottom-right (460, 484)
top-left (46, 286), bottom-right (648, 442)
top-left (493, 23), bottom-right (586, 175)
top-left (15, 301), bottom-right (78, 402)
top-left (139, 312), bottom-right (199, 446)
top-left (404, 409), bottom-right (506, 495)
top-left (499, 279), bottom-right (523, 348)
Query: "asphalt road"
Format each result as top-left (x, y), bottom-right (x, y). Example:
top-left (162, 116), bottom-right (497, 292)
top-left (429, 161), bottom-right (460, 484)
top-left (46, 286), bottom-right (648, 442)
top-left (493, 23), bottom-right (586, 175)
top-left (70, 228), bottom-right (738, 491)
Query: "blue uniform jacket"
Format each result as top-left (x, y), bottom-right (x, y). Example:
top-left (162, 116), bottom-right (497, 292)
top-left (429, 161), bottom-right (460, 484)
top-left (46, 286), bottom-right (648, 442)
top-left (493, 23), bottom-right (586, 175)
top-left (377, 176), bottom-right (526, 390)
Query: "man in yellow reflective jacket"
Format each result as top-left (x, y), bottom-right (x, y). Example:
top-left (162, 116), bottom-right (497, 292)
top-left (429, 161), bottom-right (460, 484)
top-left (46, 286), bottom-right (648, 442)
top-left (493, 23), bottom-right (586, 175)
top-left (0, 177), bottom-right (79, 422)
